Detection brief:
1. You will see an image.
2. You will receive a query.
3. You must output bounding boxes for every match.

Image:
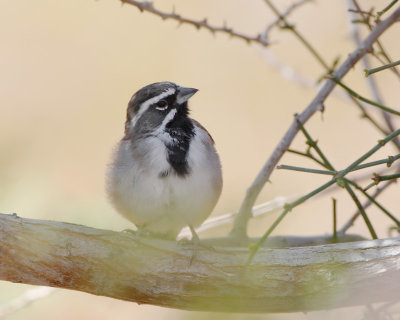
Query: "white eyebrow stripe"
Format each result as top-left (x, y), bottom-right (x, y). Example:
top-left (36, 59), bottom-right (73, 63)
top-left (130, 87), bottom-right (176, 129)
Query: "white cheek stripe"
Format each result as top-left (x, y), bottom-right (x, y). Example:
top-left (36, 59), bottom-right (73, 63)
top-left (130, 87), bottom-right (176, 129)
top-left (154, 109), bottom-right (177, 136)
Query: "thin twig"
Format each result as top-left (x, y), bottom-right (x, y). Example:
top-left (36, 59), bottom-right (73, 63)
top-left (331, 77), bottom-right (400, 116)
top-left (348, 9), bottom-right (375, 17)
top-left (277, 164), bottom-right (335, 175)
top-left (263, 0), bottom-right (330, 70)
top-left (332, 198), bottom-right (337, 242)
top-left (261, 0), bottom-right (313, 41)
top-left (364, 172), bottom-right (400, 190)
top-left (351, 96), bottom-right (391, 137)
top-left (377, 0), bottom-right (399, 19)
top-left (120, 0), bottom-right (270, 47)
top-left (347, 0), bottom-right (400, 150)
top-left (296, 118), bottom-right (336, 170)
top-left (343, 182), bottom-right (378, 239)
top-left (365, 59), bottom-right (400, 76)
top-left (247, 128), bottom-right (400, 262)
top-left (337, 129), bottom-right (400, 179)
top-left (231, 7), bottom-right (400, 238)
top-left (278, 154), bottom-right (400, 176)
top-left (338, 179), bottom-right (396, 234)
top-left (347, 179), bottom-right (400, 226)
top-left (287, 148), bottom-right (328, 167)
top-left (350, 0), bottom-right (400, 79)
top-left (352, 154), bottom-right (400, 171)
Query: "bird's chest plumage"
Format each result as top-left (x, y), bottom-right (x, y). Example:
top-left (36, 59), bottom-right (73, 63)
top-left (107, 124), bottom-right (221, 236)
top-left (109, 124), bottom-right (211, 212)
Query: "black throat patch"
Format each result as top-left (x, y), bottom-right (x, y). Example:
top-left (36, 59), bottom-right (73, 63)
top-left (164, 111), bottom-right (195, 177)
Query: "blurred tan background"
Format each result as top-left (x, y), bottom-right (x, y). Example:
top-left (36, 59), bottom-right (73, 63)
top-left (1, 0), bottom-right (399, 319)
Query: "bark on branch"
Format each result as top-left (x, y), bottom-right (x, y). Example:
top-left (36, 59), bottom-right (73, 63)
top-left (1, 213), bottom-right (400, 313)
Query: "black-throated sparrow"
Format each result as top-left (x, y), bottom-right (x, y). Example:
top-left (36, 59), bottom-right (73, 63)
top-left (106, 82), bottom-right (222, 240)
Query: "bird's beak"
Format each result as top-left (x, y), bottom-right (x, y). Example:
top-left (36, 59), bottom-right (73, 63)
top-left (176, 86), bottom-right (198, 104)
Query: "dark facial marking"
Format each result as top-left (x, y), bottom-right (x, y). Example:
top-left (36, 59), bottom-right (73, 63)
top-left (164, 102), bottom-right (194, 177)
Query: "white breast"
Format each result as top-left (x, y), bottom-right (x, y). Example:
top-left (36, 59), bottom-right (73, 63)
top-left (106, 124), bottom-right (222, 238)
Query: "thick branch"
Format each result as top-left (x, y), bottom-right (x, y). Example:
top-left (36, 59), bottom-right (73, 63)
top-left (1, 213), bottom-right (400, 313)
top-left (231, 6), bottom-right (400, 238)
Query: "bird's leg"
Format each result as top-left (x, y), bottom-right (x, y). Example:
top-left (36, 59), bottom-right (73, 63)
top-left (188, 225), bottom-right (200, 264)
top-left (179, 225), bottom-right (215, 264)
top-left (189, 225), bottom-right (200, 245)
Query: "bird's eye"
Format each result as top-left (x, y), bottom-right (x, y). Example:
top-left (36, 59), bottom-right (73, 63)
top-left (155, 100), bottom-right (168, 111)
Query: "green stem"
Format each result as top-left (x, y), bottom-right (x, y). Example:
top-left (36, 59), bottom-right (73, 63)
top-left (338, 180), bottom-right (395, 234)
top-left (248, 130), bottom-right (400, 262)
top-left (331, 77), bottom-right (400, 116)
top-left (349, 154), bottom-right (400, 172)
top-left (247, 178), bottom-right (336, 264)
top-left (332, 198), bottom-right (337, 242)
top-left (377, 0), bottom-right (399, 19)
top-left (338, 129), bottom-right (400, 177)
top-left (287, 149), bottom-right (328, 168)
top-left (350, 96), bottom-right (390, 137)
top-left (282, 154), bottom-right (400, 176)
top-left (376, 172), bottom-right (400, 181)
top-left (296, 119), bottom-right (336, 170)
top-left (291, 28), bottom-right (330, 71)
top-left (277, 164), bottom-right (335, 175)
top-left (278, 153), bottom-right (399, 176)
top-left (343, 183), bottom-right (378, 239)
top-left (347, 179), bottom-right (400, 226)
top-left (364, 172), bottom-right (400, 191)
top-left (365, 59), bottom-right (400, 77)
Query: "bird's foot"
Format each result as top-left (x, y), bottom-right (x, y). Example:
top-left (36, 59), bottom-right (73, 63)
top-left (178, 225), bottom-right (215, 264)
top-left (121, 227), bottom-right (159, 239)
top-left (121, 228), bottom-right (138, 236)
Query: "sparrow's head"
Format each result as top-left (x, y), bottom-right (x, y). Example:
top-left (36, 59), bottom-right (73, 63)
top-left (124, 82), bottom-right (198, 137)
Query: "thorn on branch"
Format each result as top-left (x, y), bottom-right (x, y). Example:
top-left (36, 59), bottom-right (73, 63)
top-left (387, 156), bottom-right (394, 167)
top-left (348, 8), bottom-right (375, 18)
top-left (121, 0), bottom-right (270, 47)
top-left (366, 45), bottom-right (374, 54)
top-left (372, 173), bottom-right (381, 182)
top-left (351, 19), bottom-right (370, 25)
top-left (281, 23), bottom-right (295, 30)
